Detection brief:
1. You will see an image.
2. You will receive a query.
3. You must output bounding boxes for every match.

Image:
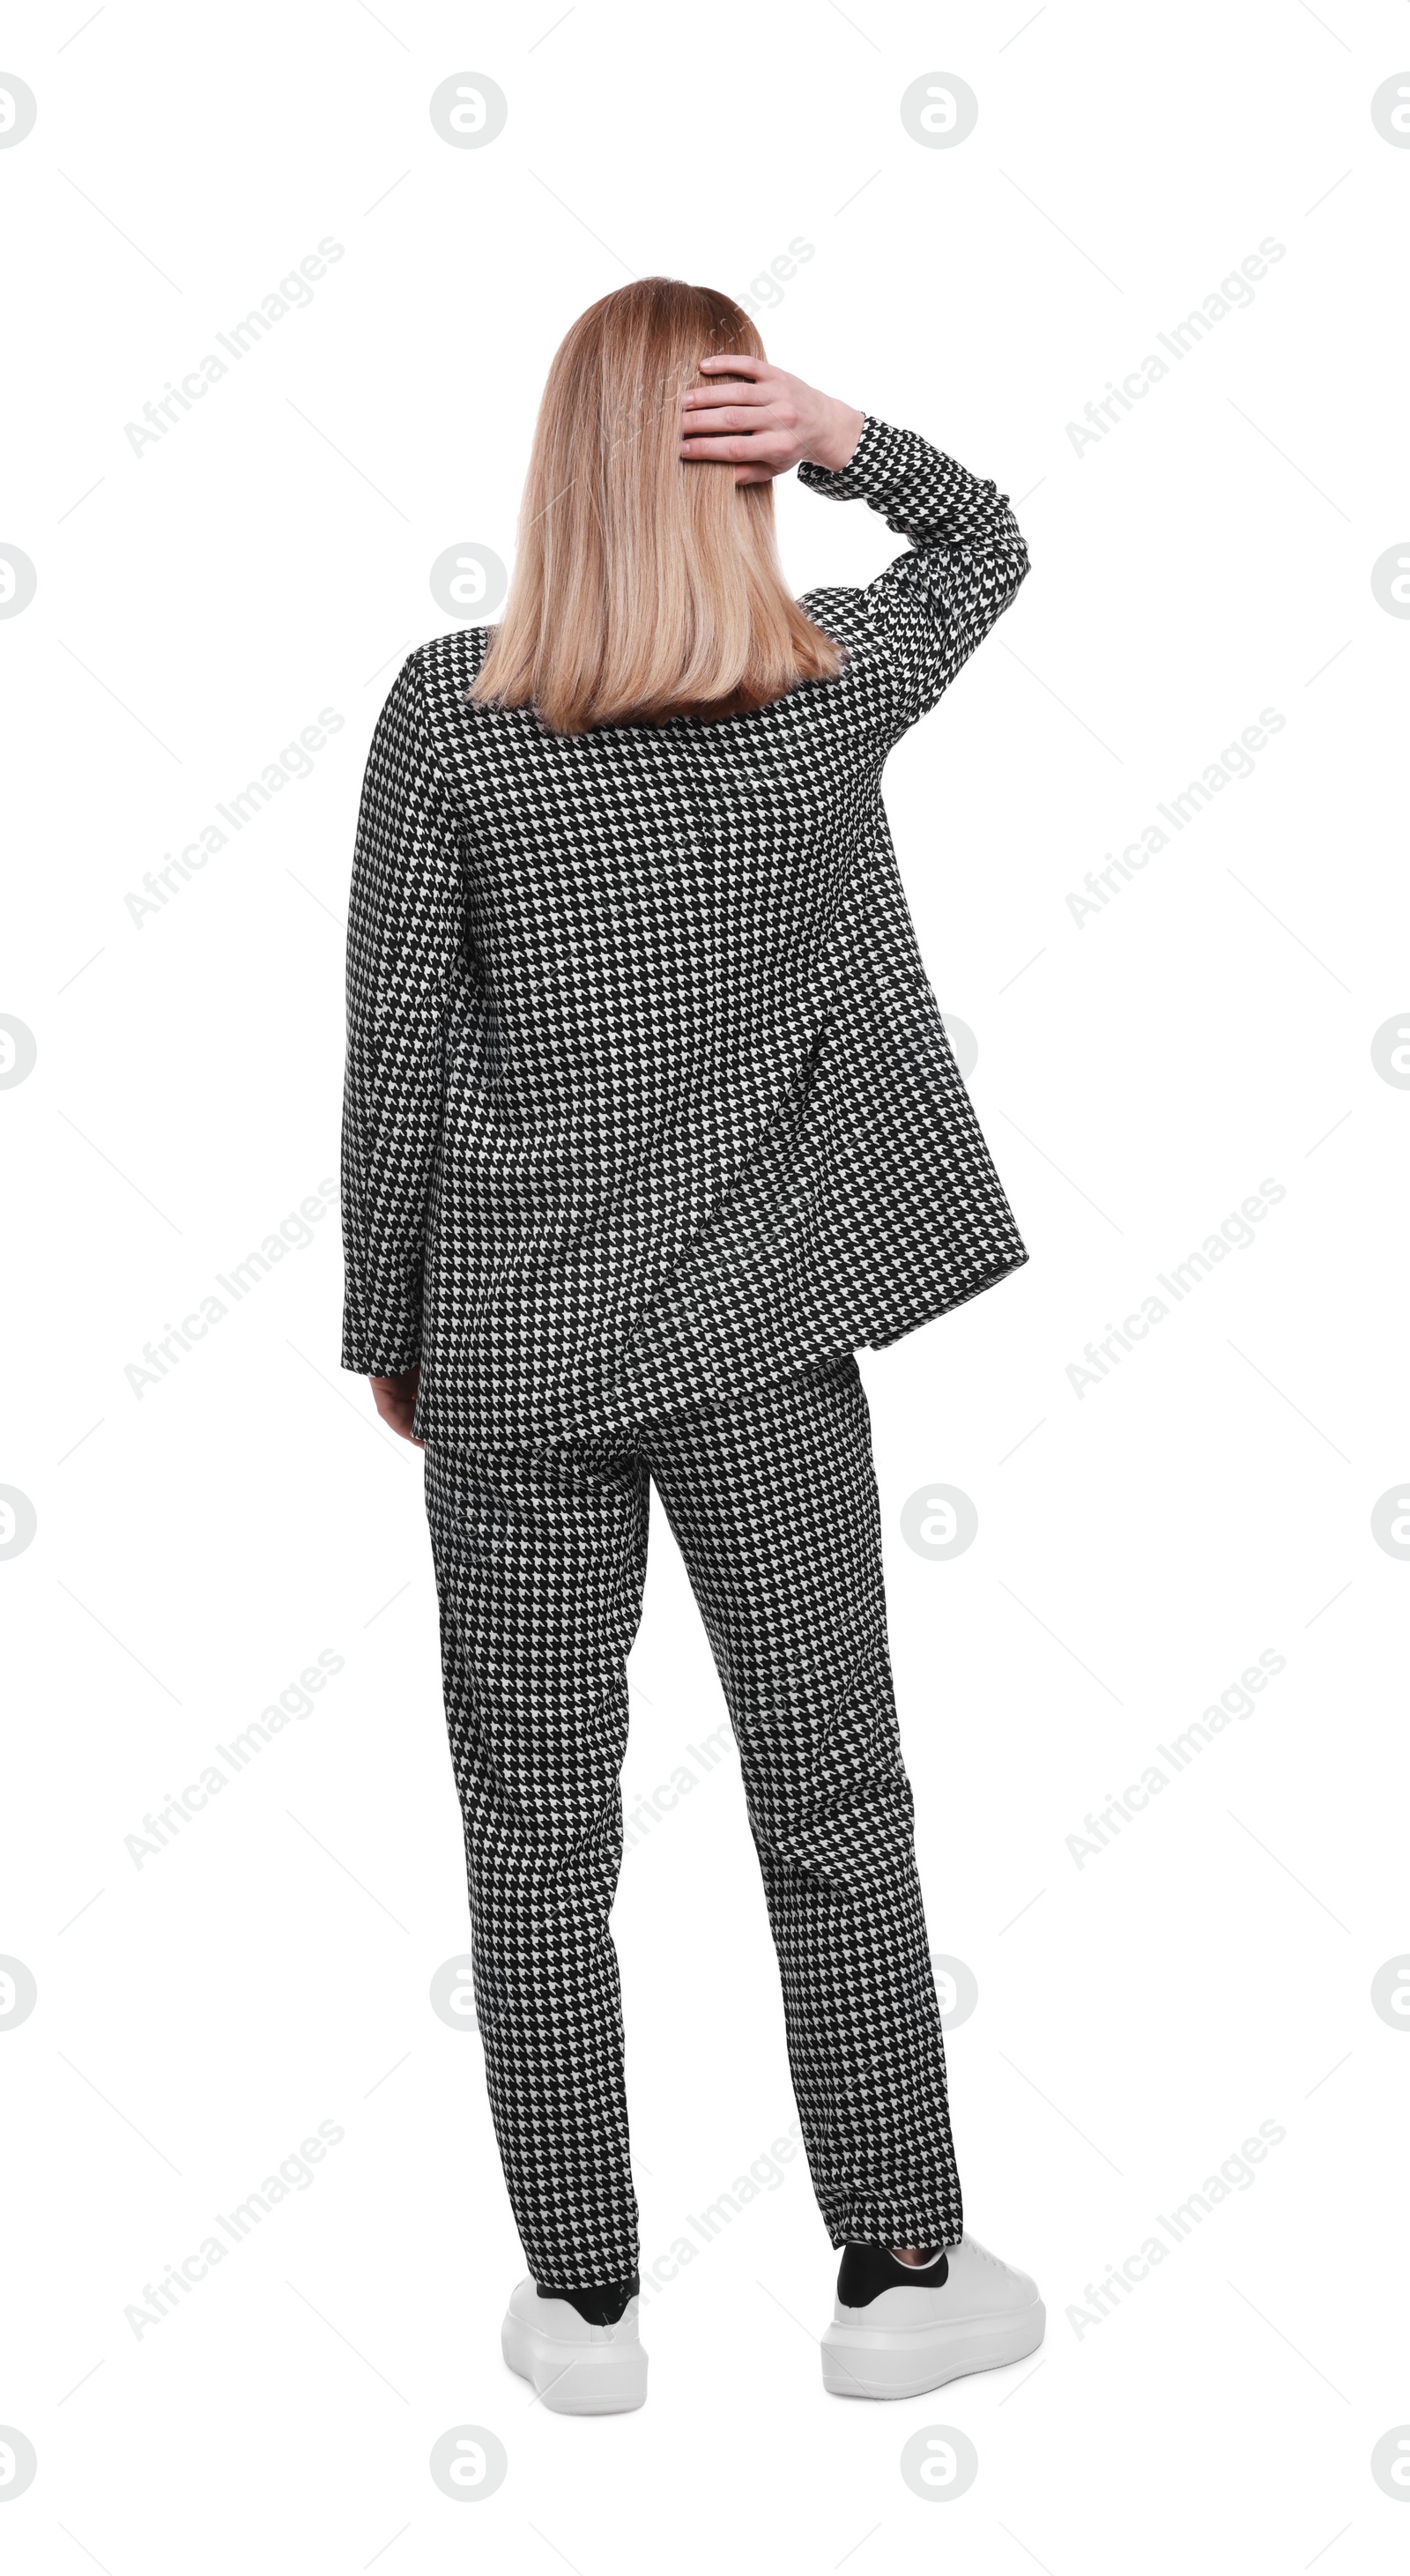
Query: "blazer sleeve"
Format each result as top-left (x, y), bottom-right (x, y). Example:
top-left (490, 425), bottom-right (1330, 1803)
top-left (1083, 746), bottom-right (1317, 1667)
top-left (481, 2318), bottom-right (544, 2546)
top-left (339, 649), bottom-right (466, 1377)
top-left (798, 413), bottom-right (1029, 746)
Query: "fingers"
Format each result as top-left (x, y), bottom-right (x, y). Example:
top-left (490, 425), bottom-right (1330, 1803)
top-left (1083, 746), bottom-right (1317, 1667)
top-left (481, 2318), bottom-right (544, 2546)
top-left (680, 401), bottom-right (798, 456)
top-left (679, 433), bottom-right (790, 461)
top-left (682, 390), bottom-right (773, 424)
top-left (679, 402), bottom-right (773, 433)
top-left (680, 357), bottom-right (794, 479)
top-left (368, 1370), bottom-right (422, 1442)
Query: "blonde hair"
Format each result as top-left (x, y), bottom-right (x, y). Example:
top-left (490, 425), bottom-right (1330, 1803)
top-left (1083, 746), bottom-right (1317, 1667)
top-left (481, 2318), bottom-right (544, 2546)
top-left (469, 277), bottom-right (846, 736)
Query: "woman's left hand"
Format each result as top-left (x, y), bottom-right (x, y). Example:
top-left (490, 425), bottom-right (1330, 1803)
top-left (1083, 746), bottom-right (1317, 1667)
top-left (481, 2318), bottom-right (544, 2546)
top-left (370, 1365), bottom-right (423, 1445)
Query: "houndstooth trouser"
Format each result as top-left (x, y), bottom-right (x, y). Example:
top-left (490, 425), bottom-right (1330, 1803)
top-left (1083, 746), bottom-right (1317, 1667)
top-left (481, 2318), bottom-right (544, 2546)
top-left (423, 1352), bottom-right (963, 2289)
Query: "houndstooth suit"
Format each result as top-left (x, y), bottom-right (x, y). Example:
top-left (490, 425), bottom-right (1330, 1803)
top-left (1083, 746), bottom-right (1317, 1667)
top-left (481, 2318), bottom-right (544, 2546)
top-left (340, 416), bottom-right (1030, 1449)
top-left (341, 419), bottom-right (1028, 2286)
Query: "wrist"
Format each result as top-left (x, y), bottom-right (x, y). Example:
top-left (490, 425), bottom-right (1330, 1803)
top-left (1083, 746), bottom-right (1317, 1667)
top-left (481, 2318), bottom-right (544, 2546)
top-left (803, 402), bottom-right (865, 474)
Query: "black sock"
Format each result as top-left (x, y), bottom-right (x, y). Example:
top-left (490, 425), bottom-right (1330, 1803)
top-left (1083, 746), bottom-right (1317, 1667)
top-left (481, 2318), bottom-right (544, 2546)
top-left (537, 2273), bottom-right (639, 2327)
top-left (837, 2244), bottom-right (951, 2307)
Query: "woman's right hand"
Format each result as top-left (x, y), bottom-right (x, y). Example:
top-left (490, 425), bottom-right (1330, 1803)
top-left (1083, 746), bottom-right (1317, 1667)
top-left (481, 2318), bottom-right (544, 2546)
top-left (680, 354), bottom-right (865, 486)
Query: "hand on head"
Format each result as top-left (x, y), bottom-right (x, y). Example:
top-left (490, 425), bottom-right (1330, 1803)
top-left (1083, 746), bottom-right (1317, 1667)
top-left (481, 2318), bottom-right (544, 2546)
top-left (679, 355), bottom-right (865, 485)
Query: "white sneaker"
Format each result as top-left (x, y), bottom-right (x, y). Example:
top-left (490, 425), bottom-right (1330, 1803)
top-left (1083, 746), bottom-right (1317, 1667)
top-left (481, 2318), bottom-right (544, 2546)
top-left (821, 2233), bottom-right (1045, 2401)
top-left (501, 2277), bottom-right (648, 2415)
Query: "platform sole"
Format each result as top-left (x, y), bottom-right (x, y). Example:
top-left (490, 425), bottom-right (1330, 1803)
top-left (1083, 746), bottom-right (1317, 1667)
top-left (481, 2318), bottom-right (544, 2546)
top-left (501, 2312), bottom-right (648, 2415)
top-left (821, 2299), bottom-right (1046, 2400)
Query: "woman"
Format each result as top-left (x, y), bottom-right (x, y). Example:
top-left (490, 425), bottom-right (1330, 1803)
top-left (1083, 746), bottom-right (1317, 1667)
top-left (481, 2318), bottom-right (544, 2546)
top-left (340, 277), bottom-right (1044, 2414)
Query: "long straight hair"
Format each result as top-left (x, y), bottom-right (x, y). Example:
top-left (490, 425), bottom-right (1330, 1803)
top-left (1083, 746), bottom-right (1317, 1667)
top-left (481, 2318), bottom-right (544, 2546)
top-left (469, 278), bottom-right (847, 736)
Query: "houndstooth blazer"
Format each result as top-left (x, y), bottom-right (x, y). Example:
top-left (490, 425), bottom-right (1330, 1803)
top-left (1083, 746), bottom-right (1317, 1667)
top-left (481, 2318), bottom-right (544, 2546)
top-left (340, 413), bottom-right (1032, 1451)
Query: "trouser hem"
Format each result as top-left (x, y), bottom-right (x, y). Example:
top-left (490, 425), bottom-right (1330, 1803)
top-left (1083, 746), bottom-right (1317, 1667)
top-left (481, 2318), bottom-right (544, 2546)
top-left (823, 2199), bottom-right (965, 2253)
top-left (529, 2254), bottom-right (641, 2289)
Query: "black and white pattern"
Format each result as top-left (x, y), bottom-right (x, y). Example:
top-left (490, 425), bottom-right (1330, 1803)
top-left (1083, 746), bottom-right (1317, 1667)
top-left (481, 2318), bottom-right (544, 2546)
top-left (424, 1353), bottom-right (963, 2287)
top-left (341, 416), bottom-right (1031, 1450)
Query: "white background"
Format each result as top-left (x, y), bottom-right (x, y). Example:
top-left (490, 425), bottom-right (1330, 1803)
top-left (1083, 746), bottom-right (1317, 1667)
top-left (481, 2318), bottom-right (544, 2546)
top-left (4, 0), bottom-right (1409, 2565)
